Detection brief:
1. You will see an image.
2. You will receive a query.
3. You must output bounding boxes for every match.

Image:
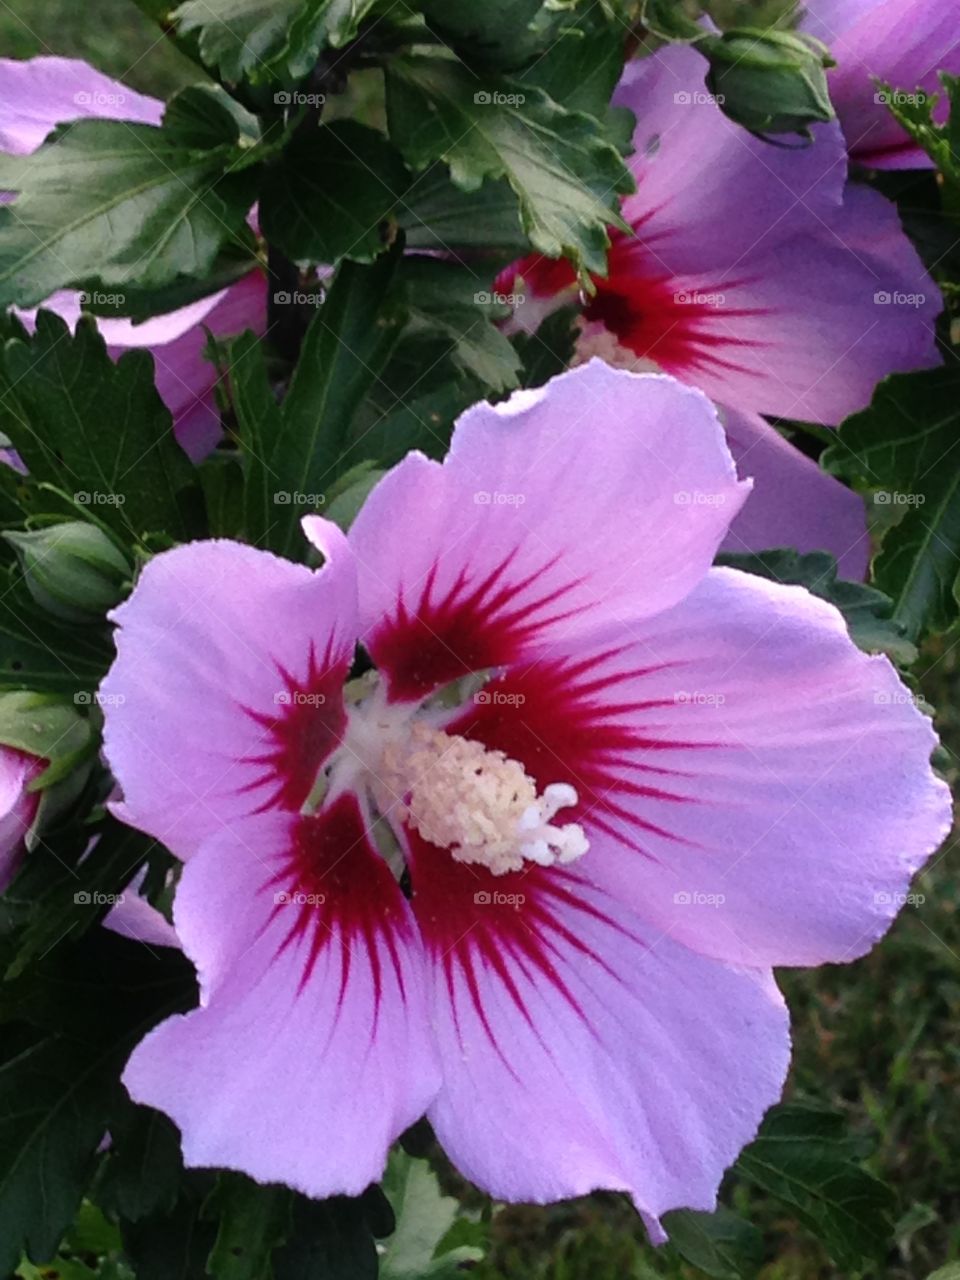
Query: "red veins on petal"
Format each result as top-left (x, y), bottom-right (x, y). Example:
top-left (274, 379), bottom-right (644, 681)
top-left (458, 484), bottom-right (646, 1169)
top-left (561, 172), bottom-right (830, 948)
top-left (265, 793), bottom-right (411, 1014)
top-left (408, 827), bottom-right (633, 1067)
top-left (239, 640), bottom-right (349, 811)
top-left (369, 552), bottom-right (587, 703)
top-left (498, 229), bottom-right (774, 380)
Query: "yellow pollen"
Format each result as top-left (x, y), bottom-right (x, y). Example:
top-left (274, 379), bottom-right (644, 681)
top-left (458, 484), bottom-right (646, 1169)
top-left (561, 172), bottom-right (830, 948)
top-left (379, 722), bottom-right (588, 876)
top-left (572, 320), bottom-right (662, 373)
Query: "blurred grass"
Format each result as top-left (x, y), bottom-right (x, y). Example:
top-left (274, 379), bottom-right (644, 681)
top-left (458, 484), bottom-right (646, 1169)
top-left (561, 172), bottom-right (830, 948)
top-left (3, 3), bottom-right (960, 1278)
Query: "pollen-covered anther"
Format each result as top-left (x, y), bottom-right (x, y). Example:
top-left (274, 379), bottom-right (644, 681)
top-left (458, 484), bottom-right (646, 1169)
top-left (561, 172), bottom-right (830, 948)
top-left (379, 722), bottom-right (588, 876)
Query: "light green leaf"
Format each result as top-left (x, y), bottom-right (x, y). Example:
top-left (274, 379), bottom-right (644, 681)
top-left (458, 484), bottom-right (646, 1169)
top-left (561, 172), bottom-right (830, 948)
top-left (380, 1152), bottom-right (484, 1279)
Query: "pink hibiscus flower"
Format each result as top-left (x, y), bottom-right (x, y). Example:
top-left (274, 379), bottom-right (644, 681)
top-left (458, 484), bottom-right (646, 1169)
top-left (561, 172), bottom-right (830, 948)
top-left (0, 57), bottom-right (266, 460)
top-left (801, 0), bottom-right (960, 169)
top-left (99, 362), bottom-right (949, 1237)
top-left (497, 45), bottom-right (942, 578)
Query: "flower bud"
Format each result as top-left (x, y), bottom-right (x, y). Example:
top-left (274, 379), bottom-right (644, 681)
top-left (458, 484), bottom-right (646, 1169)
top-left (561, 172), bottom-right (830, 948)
top-left (5, 522), bottom-right (131, 623)
top-left (703, 29), bottom-right (835, 138)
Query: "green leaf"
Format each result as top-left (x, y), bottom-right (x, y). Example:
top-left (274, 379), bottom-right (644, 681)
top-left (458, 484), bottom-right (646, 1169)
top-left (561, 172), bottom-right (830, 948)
top-left (415, 0), bottom-right (578, 72)
top-left (272, 1192), bottom-right (387, 1280)
top-left (882, 74), bottom-right (960, 213)
top-left (173, 0), bottom-right (377, 83)
top-left (391, 257), bottom-right (521, 392)
top-left (735, 1102), bottom-right (896, 1269)
top-left (641, 0), bottom-right (708, 41)
top-left (261, 121), bottom-right (410, 265)
top-left (96, 1102), bottom-right (184, 1224)
top-left (822, 366), bottom-right (960, 641)
top-left (0, 933), bottom-right (196, 1273)
top-left (203, 1174), bottom-right (291, 1280)
top-left (397, 167), bottom-right (527, 254)
top-left (380, 1152), bottom-right (484, 1279)
top-left (0, 86), bottom-right (260, 310)
top-left (0, 564), bottom-right (113, 695)
top-left (120, 1177), bottom-right (218, 1280)
top-left (230, 254), bottom-right (406, 556)
top-left (385, 54), bottom-right (633, 276)
top-left (514, 10), bottom-right (627, 117)
top-left (662, 1207), bottom-right (762, 1280)
top-left (0, 818), bottom-right (167, 981)
top-left (0, 313), bottom-right (204, 543)
top-left (716, 548), bottom-right (919, 665)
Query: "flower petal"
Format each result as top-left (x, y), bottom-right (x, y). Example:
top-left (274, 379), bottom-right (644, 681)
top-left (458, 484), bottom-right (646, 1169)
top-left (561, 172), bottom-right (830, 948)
top-left (719, 405), bottom-right (869, 579)
top-left (102, 520), bottom-right (357, 858)
top-left (587, 186), bottom-right (940, 425)
top-left (0, 56), bottom-right (161, 154)
top-left (801, 0), bottom-right (960, 168)
top-left (0, 746), bottom-right (41, 890)
top-left (613, 45), bottom-right (848, 268)
top-left (406, 835), bottom-right (788, 1236)
top-left (124, 798), bottom-right (439, 1195)
top-left (350, 362), bottom-right (748, 702)
top-left (442, 566), bottom-right (950, 968)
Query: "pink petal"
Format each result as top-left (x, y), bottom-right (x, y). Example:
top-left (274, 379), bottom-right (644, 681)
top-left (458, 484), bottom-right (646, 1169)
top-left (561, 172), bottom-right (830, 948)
top-left (444, 566), bottom-right (949, 968)
top-left (801, 0), bottom-right (960, 168)
top-left (349, 362), bottom-right (748, 702)
top-left (407, 830), bottom-right (788, 1236)
top-left (0, 57), bottom-right (162, 154)
top-left (0, 746), bottom-right (42, 890)
top-left (719, 404), bottom-right (869, 579)
top-left (613, 45), bottom-right (848, 269)
top-left (103, 868), bottom-right (180, 949)
top-left (124, 799), bottom-right (440, 1195)
top-left (101, 520), bottom-right (357, 859)
top-left (581, 187), bottom-right (939, 426)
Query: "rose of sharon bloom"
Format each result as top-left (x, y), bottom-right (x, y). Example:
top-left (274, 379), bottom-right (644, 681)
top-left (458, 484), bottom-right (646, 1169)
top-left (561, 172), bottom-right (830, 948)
top-left (100, 363), bottom-right (950, 1237)
top-left (497, 45), bottom-right (941, 579)
top-left (0, 57), bottom-right (266, 460)
top-left (801, 0), bottom-right (960, 169)
top-left (0, 745), bottom-right (45, 890)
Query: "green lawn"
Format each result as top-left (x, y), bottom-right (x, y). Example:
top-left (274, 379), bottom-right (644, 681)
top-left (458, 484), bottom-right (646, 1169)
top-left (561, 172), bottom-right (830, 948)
top-left (2, 4), bottom-right (959, 1277)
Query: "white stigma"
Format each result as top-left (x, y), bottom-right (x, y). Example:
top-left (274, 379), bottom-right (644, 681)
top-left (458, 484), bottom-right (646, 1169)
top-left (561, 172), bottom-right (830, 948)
top-left (572, 319), bottom-right (663, 373)
top-left (377, 721), bottom-right (588, 876)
